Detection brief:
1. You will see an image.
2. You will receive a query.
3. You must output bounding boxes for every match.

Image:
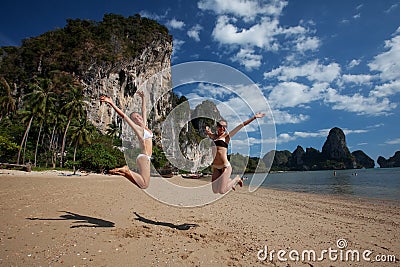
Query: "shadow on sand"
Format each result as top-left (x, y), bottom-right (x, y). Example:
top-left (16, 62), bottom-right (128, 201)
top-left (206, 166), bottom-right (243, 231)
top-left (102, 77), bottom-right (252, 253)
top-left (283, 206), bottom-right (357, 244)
top-left (133, 212), bottom-right (198, 231)
top-left (27, 211), bottom-right (115, 228)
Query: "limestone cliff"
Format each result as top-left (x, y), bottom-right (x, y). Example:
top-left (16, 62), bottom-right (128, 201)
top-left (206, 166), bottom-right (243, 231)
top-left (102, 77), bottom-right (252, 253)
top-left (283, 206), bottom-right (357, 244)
top-left (377, 151), bottom-right (400, 168)
top-left (162, 100), bottom-right (223, 172)
top-left (322, 127), bottom-right (356, 168)
top-left (352, 150), bottom-right (375, 168)
top-left (84, 34), bottom-right (173, 142)
top-left (291, 145), bottom-right (305, 169)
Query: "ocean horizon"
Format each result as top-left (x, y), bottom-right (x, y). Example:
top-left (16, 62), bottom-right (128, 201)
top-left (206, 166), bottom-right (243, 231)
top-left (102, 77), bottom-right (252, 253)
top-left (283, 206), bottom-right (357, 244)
top-left (248, 167), bottom-right (400, 202)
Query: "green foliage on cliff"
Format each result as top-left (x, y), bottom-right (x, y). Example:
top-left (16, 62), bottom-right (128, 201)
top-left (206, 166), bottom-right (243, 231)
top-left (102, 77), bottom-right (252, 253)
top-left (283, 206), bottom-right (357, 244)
top-left (1, 14), bottom-right (171, 80)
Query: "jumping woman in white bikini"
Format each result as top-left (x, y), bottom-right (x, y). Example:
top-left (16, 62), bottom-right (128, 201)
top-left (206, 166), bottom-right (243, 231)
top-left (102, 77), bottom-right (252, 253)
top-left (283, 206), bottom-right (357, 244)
top-left (205, 113), bottom-right (266, 194)
top-left (100, 91), bottom-right (153, 189)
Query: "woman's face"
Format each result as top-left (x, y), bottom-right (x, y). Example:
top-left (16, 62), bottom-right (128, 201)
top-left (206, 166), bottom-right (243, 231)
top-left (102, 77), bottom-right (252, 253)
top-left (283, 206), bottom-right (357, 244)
top-left (216, 121), bottom-right (227, 134)
top-left (130, 112), bottom-right (144, 126)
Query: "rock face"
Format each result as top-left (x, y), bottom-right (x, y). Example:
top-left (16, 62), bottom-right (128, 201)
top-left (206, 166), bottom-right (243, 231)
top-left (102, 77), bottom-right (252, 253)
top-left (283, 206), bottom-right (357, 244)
top-left (322, 127), bottom-right (356, 168)
top-left (322, 127), bottom-right (351, 160)
top-left (352, 150), bottom-right (375, 168)
top-left (377, 151), bottom-right (400, 168)
top-left (85, 35), bottom-right (174, 143)
top-left (160, 99), bottom-right (223, 172)
top-left (264, 150), bottom-right (291, 170)
top-left (291, 145), bottom-right (305, 169)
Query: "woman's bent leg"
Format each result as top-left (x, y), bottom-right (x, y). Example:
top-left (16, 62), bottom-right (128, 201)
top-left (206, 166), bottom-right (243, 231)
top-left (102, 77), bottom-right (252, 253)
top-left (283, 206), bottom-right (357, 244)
top-left (211, 168), bottom-right (222, 194)
top-left (127, 155), bottom-right (151, 189)
top-left (211, 166), bottom-right (241, 194)
top-left (109, 156), bottom-right (151, 189)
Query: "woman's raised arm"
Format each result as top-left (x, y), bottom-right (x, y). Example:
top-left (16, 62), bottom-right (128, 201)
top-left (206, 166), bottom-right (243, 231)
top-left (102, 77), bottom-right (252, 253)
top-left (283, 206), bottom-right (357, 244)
top-left (228, 112), bottom-right (266, 138)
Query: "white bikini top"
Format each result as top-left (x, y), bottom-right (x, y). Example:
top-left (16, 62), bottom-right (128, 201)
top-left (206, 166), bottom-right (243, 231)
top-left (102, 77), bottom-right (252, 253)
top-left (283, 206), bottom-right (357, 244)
top-left (143, 128), bottom-right (153, 140)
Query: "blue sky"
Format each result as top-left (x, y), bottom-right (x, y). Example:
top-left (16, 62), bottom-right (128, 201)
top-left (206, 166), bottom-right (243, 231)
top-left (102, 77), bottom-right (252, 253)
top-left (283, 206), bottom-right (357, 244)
top-left (1, 0), bottom-right (400, 163)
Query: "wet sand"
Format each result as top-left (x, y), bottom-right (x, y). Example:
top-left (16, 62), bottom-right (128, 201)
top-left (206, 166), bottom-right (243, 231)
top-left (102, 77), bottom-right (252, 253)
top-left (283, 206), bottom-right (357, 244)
top-left (0, 170), bottom-right (399, 266)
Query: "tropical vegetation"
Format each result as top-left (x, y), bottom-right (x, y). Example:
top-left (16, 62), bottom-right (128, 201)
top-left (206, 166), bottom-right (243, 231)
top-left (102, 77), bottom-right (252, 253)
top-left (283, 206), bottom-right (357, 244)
top-left (0, 14), bottom-right (170, 172)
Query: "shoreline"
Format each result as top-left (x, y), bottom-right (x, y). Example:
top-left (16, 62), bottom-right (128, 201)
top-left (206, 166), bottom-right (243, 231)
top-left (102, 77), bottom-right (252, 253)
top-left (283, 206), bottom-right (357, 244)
top-left (0, 170), bottom-right (399, 266)
top-left (2, 169), bottom-right (399, 204)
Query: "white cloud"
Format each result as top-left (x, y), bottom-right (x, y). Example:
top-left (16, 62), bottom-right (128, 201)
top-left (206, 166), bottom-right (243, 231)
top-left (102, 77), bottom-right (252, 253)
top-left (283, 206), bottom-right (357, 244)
top-left (324, 88), bottom-right (397, 115)
top-left (139, 10), bottom-right (169, 21)
top-left (385, 138), bottom-right (400, 145)
top-left (195, 83), bottom-right (232, 99)
top-left (342, 129), bottom-right (369, 135)
top-left (267, 81), bottom-right (328, 108)
top-left (276, 133), bottom-right (297, 144)
top-left (342, 74), bottom-right (373, 85)
top-left (385, 3), bottom-right (399, 13)
top-left (172, 39), bottom-right (185, 60)
top-left (348, 59), bottom-right (361, 69)
top-left (293, 129), bottom-right (330, 138)
top-left (271, 109), bottom-right (309, 124)
top-left (369, 80), bottom-right (400, 98)
top-left (198, 0), bottom-right (288, 21)
top-left (368, 34), bottom-right (400, 81)
top-left (166, 18), bottom-right (185, 30)
top-left (232, 48), bottom-right (262, 71)
top-left (199, 0), bottom-right (322, 71)
top-left (187, 24), bottom-right (203, 41)
top-left (264, 60), bottom-right (341, 83)
top-left (295, 36), bottom-right (321, 53)
top-left (212, 16), bottom-right (280, 50)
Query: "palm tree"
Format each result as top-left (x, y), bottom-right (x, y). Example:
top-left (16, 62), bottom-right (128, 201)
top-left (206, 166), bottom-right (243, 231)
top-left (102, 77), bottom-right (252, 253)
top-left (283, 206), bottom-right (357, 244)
top-left (17, 78), bottom-right (56, 165)
top-left (70, 118), bottom-right (95, 174)
top-left (29, 78), bottom-right (56, 166)
top-left (106, 121), bottom-right (121, 145)
top-left (60, 85), bottom-right (86, 168)
top-left (45, 109), bottom-right (66, 168)
top-left (17, 109), bottom-right (34, 165)
top-left (0, 77), bottom-right (17, 122)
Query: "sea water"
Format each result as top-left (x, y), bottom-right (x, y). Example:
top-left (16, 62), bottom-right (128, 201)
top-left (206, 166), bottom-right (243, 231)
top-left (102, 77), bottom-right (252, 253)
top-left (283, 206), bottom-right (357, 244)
top-left (248, 168), bottom-right (400, 201)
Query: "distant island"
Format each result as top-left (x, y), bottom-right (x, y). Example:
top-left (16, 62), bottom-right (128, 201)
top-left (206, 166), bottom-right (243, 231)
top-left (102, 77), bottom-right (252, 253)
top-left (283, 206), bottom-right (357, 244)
top-left (263, 127), bottom-right (375, 172)
top-left (377, 151), bottom-right (400, 168)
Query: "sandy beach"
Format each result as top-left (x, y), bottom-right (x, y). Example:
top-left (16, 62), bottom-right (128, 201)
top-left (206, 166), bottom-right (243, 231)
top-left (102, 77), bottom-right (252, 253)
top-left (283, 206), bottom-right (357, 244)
top-left (0, 170), bottom-right (399, 266)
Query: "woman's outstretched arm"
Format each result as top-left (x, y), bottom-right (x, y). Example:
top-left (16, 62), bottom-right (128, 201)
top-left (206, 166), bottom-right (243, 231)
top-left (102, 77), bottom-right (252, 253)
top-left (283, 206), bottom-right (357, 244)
top-left (228, 112), bottom-right (266, 138)
top-left (137, 91), bottom-right (147, 127)
top-left (100, 95), bottom-right (125, 118)
top-left (100, 95), bottom-right (143, 135)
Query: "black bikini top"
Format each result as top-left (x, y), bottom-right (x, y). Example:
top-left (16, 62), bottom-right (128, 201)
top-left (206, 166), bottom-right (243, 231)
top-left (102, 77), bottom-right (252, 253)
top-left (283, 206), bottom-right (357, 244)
top-left (214, 139), bottom-right (228, 148)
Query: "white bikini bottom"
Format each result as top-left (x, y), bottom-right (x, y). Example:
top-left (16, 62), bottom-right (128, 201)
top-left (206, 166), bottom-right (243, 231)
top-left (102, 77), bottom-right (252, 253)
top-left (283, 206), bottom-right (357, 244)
top-left (137, 154), bottom-right (152, 161)
top-left (212, 162), bottom-right (231, 170)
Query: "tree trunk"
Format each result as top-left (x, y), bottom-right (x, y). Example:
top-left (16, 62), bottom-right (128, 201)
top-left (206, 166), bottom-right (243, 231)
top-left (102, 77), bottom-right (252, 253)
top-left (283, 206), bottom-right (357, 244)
top-left (52, 135), bottom-right (59, 168)
top-left (17, 116), bottom-right (33, 164)
top-left (46, 124), bottom-right (56, 167)
top-left (60, 119), bottom-right (71, 168)
top-left (73, 142), bottom-right (78, 175)
top-left (34, 123), bottom-right (43, 167)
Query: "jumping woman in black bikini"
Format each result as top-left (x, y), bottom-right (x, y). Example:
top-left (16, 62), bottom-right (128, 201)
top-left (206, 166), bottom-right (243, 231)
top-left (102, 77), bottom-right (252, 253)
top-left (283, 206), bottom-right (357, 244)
top-left (100, 91), bottom-right (153, 189)
top-left (205, 113), bottom-right (266, 194)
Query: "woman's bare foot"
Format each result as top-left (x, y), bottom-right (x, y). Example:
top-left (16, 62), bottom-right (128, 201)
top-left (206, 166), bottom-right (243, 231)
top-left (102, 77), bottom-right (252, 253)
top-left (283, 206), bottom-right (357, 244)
top-left (109, 166), bottom-right (130, 176)
top-left (231, 176), bottom-right (243, 191)
top-left (237, 176), bottom-right (243, 187)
